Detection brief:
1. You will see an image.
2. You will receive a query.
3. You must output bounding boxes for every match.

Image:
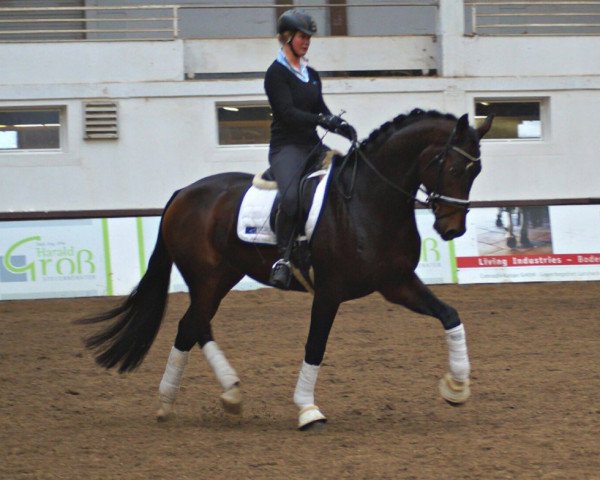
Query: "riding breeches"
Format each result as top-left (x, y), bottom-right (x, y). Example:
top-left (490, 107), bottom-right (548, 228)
top-left (268, 143), bottom-right (324, 250)
top-left (269, 143), bottom-right (325, 218)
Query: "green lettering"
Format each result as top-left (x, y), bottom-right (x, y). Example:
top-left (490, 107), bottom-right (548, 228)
top-left (39, 258), bottom-right (52, 276)
top-left (421, 237), bottom-right (441, 263)
top-left (77, 249), bottom-right (95, 274)
top-left (4, 236), bottom-right (40, 281)
top-left (56, 258), bottom-right (76, 275)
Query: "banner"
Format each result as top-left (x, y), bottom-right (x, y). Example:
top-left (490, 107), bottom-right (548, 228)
top-left (453, 205), bottom-right (600, 283)
top-left (414, 209), bottom-right (457, 284)
top-left (0, 219), bottom-right (108, 300)
top-left (1, 205), bottom-right (598, 300)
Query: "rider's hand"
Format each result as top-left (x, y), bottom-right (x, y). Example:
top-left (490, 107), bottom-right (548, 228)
top-left (317, 113), bottom-right (344, 132)
top-left (318, 114), bottom-right (356, 141)
top-left (335, 123), bottom-right (357, 142)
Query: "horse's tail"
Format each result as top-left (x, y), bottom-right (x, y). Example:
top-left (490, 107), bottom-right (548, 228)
top-left (75, 192), bottom-right (179, 373)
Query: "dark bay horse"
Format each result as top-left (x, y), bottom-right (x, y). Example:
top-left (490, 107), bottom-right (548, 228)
top-left (78, 109), bottom-right (493, 430)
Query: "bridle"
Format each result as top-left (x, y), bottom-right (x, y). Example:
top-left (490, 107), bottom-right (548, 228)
top-left (337, 125), bottom-right (480, 213)
top-left (420, 130), bottom-right (481, 210)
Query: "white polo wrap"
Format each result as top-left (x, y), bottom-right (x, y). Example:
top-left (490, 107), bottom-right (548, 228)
top-left (293, 361), bottom-right (320, 408)
top-left (159, 346), bottom-right (189, 403)
top-left (445, 324), bottom-right (470, 382)
top-left (201, 341), bottom-right (239, 391)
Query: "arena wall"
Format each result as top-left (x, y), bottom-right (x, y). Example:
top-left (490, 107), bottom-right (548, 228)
top-left (1, 1), bottom-right (600, 299)
top-left (2, 2), bottom-right (600, 212)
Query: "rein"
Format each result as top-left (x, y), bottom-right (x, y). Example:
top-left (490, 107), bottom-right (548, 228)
top-left (336, 127), bottom-right (480, 211)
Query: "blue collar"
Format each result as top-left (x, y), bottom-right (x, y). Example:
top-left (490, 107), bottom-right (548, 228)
top-left (276, 48), bottom-right (309, 83)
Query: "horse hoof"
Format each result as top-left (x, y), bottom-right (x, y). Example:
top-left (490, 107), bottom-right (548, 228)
top-left (298, 405), bottom-right (327, 431)
top-left (439, 373), bottom-right (470, 405)
top-left (156, 402), bottom-right (173, 422)
top-left (220, 385), bottom-right (242, 415)
top-left (300, 419), bottom-right (327, 431)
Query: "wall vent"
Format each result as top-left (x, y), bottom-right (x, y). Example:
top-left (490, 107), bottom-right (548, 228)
top-left (84, 101), bottom-right (118, 140)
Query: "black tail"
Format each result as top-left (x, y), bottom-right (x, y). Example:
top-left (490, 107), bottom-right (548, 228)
top-left (76, 196), bottom-right (178, 373)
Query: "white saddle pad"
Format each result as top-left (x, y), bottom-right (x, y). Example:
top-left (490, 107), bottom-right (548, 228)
top-left (237, 167), bottom-right (332, 245)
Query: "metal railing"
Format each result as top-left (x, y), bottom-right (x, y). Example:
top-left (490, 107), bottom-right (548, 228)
top-left (465, 1), bottom-right (600, 36)
top-left (0, 2), bottom-right (438, 42)
top-left (0, 5), bottom-right (177, 41)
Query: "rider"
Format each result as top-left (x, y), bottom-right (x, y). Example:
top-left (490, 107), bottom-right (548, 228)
top-left (265, 8), bottom-right (355, 289)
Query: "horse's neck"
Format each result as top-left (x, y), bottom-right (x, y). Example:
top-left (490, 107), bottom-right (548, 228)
top-left (354, 138), bottom-right (426, 204)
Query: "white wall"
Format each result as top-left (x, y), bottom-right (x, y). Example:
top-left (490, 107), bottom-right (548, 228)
top-left (0, 41), bottom-right (183, 84)
top-left (462, 36), bottom-right (600, 78)
top-left (2, 1), bottom-right (600, 213)
top-left (184, 36), bottom-right (437, 75)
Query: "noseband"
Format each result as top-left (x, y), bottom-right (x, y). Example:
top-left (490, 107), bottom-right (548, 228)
top-left (422, 141), bottom-right (481, 210)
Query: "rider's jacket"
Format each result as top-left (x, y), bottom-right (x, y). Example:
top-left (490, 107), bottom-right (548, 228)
top-left (264, 57), bottom-right (331, 149)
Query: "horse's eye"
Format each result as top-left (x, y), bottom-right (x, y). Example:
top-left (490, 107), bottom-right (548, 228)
top-left (449, 165), bottom-right (462, 177)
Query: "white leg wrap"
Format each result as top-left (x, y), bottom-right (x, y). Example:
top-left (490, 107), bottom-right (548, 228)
top-left (201, 341), bottom-right (239, 391)
top-left (293, 361), bottom-right (320, 409)
top-left (445, 324), bottom-right (470, 382)
top-left (159, 346), bottom-right (189, 404)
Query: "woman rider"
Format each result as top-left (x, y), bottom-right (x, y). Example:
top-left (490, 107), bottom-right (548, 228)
top-left (265, 8), bottom-right (355, 289)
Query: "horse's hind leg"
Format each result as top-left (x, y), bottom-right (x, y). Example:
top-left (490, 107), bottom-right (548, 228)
top-left (157, 271), bottom-right (243, 420)
top-left (157, 308), bottom-right (193, 420)
top-left (380, 273), bottom-right (471, 405)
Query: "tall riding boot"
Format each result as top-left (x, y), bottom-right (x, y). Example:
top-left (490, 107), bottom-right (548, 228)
top-left (270, 211), bottom-right (295, 289)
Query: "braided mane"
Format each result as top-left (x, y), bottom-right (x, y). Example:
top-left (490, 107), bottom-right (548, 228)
top-left (359, 108), bottom-right (457, 153)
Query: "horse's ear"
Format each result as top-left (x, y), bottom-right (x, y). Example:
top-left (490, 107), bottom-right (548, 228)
top-left (455, 113), bottom-right (470, 140)
top-left (476, 114), bottom-right (494, 139)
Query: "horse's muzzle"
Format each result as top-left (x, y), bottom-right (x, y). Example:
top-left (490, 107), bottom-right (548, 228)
top-left (440, 228), bottom-right (464, 241)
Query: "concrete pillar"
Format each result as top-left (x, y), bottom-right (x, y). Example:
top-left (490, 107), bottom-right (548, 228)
top-left (437, 0), bottom-right (466, 78)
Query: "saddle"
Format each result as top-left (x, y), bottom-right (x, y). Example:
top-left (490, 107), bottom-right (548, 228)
top-left (254, 149), bottom-right (336, 232)
top-left (237, 150), bottom-right (339, 293)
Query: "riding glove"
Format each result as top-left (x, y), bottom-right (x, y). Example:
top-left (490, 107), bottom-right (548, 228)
top-left (317, 114), bottom-right (356, 141)
top-left (336, 123), bottom-right (357, 141)
top-left (317, 113), bottom-right (344, 131)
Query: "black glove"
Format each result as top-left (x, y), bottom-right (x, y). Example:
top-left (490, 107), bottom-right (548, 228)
top-left (336, 123), bottom-right (357, 141)
top-left (317, 114), bottom-right (356, 141)
top-left (317, 113), bottom-right (344, 132)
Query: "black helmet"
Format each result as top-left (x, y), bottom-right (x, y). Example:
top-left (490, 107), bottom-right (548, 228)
top-left (277, 9), bottom-right (317, 36)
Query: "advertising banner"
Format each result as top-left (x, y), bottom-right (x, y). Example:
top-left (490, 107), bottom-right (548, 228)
top-left (414, 209), bottom-right (456, 284)
top-left (0, 219), bottom-right (109, 300)
top-left (453, 205), bottom-right (600, 283)
top-left (1, 205), bottom-right (598, 300)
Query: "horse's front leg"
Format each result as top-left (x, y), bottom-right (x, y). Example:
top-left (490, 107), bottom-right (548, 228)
top-left (380, 273), bottom-right (471, 405)
top-left (294, 291), bottom-right (340, 430)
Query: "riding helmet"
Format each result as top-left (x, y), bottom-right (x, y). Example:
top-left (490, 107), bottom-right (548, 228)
top-left (277, 9), bottom-right (317, 36)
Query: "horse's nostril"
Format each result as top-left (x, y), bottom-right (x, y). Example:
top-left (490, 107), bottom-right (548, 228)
top-left (444, 229), bottom-right (459, 240)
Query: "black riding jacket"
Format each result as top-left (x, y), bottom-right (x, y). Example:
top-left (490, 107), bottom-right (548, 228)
top-left (264, 60), bottom-right (331, 149)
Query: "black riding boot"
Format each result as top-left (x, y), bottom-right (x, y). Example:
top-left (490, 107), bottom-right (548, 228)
top-left (270, 211), bottom-right (295, 289)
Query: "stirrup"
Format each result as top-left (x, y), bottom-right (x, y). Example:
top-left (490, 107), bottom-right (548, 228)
top-left (270, 259), bottom-right (292, 290)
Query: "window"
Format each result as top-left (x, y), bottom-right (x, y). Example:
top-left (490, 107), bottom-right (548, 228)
top-left (0, 108), bottom-right (62, 150)
top-left (474, 100), bottom-right (543, 140)
top-left (217, 103), bottom-right (272, 145)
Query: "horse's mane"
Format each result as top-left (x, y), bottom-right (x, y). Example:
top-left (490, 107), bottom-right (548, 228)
top-left (359, 108), bottom-right (457, 153)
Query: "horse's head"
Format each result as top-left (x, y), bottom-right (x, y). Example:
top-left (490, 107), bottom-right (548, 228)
top-left (420, 113), bottom-right (494, 240)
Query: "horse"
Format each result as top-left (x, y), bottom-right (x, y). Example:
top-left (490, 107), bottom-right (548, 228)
top-left (77, 109), bottom-right (493, 430)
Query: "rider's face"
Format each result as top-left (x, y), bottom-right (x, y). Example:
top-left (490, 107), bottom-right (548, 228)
top-left (291, 31), bottom-right (311, 56)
